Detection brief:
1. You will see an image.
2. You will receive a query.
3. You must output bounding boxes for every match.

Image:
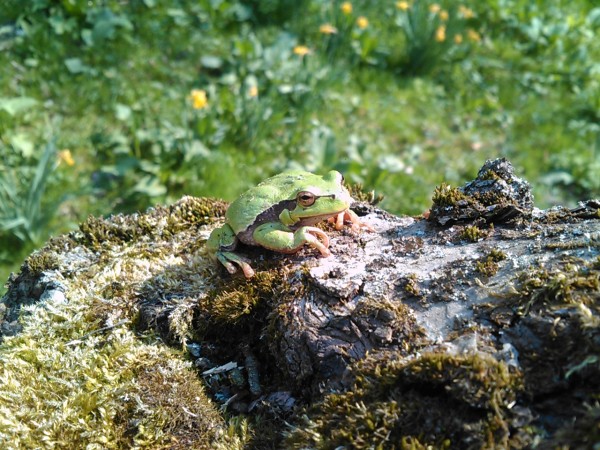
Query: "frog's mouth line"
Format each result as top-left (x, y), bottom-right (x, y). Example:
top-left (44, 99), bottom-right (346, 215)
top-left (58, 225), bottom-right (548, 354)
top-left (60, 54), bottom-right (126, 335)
top-left (293, 209), bottom-right (349, 228)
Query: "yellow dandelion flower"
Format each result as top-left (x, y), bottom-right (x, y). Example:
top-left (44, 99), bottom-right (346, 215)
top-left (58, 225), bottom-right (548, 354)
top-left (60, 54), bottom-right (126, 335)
top-left (190, 89), bottom-right (208, 110)
top-left (396, 1), bottom-right (410, 10)
top-left (57, 149), bottom-right (75, 167)
top-left (429, 4), bottom-right (441, 14)
top-left (319, 23), bottom-right (338, 34)
top-left (293, 45), bottom-right (311, 56)
top-left (248, 85), bottom-right (258, 98)
top-left (459, 5), bottom-right (475, 19)
top-left (467, 28), bottom-right (481, 42)
top-left (435, 25), bottom-right (446, 42)
top-left (439, 10), bottom-right (449, 21)
top-left (356, 16), bottom-right (369, 29)
top-left (454, 33), bottom-right (463, 44)
top-left (341, 2), bottom-right (353, 14)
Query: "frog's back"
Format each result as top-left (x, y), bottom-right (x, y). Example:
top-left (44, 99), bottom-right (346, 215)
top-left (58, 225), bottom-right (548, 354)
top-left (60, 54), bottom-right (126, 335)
top-left (226, 171), bottom-right (310, 235)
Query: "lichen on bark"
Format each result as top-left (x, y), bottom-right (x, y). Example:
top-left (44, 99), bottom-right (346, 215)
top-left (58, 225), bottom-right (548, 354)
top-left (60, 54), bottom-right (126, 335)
top-left (1, 159), bottom-right (599, 449)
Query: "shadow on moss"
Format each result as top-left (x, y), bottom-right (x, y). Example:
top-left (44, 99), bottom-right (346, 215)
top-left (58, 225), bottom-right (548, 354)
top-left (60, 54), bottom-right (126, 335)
top-left (286, 350), bottom-right (530, 449)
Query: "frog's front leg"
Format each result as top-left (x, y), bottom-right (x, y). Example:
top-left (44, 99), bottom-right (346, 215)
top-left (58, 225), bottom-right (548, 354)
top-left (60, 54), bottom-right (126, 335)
top-left (329, 208), bottom-right (375, 232)
top-left (253, 222), bottom-right (331, 256)
top-left (207, 224), bottom-right (255, 278)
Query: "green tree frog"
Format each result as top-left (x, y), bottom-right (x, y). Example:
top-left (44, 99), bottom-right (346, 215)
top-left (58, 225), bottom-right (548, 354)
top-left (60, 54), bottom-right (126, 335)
top-left (206, 170), bottom-right (372, 278)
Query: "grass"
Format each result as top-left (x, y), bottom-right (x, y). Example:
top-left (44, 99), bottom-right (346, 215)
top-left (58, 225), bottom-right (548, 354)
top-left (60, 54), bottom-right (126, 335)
top-left (0, 0), bottom-right (599, 289)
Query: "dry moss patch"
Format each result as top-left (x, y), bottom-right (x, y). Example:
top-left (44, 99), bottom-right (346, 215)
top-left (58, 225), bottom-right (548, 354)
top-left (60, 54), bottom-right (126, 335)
top-left (0, 196), bottom-right (249, 449)
top-left (475, 248), bottom-right (507, 277)
top-left (286, 351), bottom-right (529, 449)
top-left (478, 254), bottom-right (600, 443)
top-left (0, 295), bottom-right (235, 449)
top-left (509, 256), bottom-right (600, 316)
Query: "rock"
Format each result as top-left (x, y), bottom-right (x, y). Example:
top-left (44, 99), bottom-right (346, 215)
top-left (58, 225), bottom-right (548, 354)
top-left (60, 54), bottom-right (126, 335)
top-left (429, 157), bottom-right (534, 226)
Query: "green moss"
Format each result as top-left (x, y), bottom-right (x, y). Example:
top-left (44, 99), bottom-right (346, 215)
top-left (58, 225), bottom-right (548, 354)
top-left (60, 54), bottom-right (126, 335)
top-left (78, 214), bottom-right (139, 248)
top-left (0, 293), bottom-right (235, 449)
top-left (403, 273), bottom-right (421, 297)
top-left (472, 190), bottom-right (511, 206)
top-left (78, 196), bottom-right (228, 249)
top-left (205, 270), bottom-right (280, 323)
top-left (515, 258), bottom-right (599, 314)
top-left (461, 225), bottom-right (485, 242)
top-left (346, 183), bottom-right (384, 206)
top-left (477, 256), bottom-right (600, 445)
top-left (128, 352), bottom-right (231, 449)
top-left (479, 169), bottom-right (502, 181)
top-left (431, 183), bottom-right (468, 207)
top-left (354, 296), bottom-right (423, 345)
top-left (476, 260), bottom-right (499, 277)
top-left (476, 248), bottom-right (507, 277)
top-left (164, 196), bottom-right (229, 236)
top-left (488, 248), bottom-right (507, 261)
top-left (0, 199), bottom-right (254, 448)
top-left (286, 351), bottom-right (527, 449)
top-left (23, 250), bottom-right (60, 274)
top-left (544, 239), bottom-right (600, 250)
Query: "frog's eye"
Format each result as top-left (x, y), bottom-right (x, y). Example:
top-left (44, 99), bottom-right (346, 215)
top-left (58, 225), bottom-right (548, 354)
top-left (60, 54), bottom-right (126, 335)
top-left (297, 191), bottom-right (316, 207)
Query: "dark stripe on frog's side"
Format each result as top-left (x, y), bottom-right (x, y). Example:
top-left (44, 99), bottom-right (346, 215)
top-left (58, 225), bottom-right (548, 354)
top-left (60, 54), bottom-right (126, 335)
top-left (236, 199), bottom-right (297, 245)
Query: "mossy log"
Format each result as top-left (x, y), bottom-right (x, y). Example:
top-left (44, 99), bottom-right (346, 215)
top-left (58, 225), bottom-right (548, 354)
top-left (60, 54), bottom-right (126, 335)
top-left (1, 159), bottom-right (599, 449)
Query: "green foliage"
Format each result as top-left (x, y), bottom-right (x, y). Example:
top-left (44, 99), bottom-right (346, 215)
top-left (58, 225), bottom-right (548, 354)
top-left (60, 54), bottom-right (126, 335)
top-left (241, 0), bottom-right (311, 24)
top-left (0, 140), bottom-right (72, 279)
top-left (0, 142), bottom-right (60, 245)
top-left (393, 1), bottom-right (477, 75)
top-left (1, 0), bottom-right (599, 286)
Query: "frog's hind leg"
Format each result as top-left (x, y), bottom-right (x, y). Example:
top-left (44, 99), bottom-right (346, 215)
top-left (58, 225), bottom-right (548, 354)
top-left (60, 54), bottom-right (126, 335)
top-left (253, 223), bottom-right (330, 257)
top-left (208, 224), bottom-right (255, 277)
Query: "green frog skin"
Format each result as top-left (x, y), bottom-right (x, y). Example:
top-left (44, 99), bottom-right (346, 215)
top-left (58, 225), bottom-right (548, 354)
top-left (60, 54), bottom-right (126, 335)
top-left (206, 170), bottom-right (371, 277)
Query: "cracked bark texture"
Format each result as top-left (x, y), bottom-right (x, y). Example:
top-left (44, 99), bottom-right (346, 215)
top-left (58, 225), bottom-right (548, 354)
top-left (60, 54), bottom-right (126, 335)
top-left (2, 159), bottom-right (599, 448)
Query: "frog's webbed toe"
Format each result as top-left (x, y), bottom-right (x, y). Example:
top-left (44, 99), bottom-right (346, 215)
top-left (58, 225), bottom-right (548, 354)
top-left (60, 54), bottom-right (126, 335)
top-left (299, 226), bottom-right (330, 257)
top-left (329, 209), bottom-right (375, 232)
top-left (217, 251), bottom-right (255, 278)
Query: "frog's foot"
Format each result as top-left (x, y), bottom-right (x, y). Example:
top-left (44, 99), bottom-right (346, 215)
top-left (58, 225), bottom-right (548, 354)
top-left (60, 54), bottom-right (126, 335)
top-left (329, 209), bottom-right (375, 232)
top-left (216, 251), bottom-right (255, 278)
top-left (298, 226), bottom-right (330, 257)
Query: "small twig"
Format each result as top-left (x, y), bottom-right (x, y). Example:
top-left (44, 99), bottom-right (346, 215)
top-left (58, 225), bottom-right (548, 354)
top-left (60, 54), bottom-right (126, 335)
top-left (202, 361), bottom-right (239, 376)
top-left (66, 319), bottom-right (130, 346)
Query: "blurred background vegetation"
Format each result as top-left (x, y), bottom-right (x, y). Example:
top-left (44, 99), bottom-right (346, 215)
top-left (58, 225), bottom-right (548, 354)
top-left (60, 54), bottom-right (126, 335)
top-left (1, 0), bottom-right (599, 291)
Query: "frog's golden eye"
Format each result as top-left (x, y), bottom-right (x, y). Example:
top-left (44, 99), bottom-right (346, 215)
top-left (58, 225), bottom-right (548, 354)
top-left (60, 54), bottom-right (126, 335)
top-left (297, 191), bottom-right (316, 207)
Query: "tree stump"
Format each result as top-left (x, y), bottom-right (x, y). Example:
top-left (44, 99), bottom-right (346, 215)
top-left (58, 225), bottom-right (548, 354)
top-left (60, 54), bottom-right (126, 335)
top-left (2, 159), bottom-right (599, 449)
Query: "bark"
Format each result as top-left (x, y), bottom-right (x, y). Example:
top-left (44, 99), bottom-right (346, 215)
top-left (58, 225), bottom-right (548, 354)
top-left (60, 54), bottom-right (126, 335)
top-left (2, 159), bottom-right (599, 448)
